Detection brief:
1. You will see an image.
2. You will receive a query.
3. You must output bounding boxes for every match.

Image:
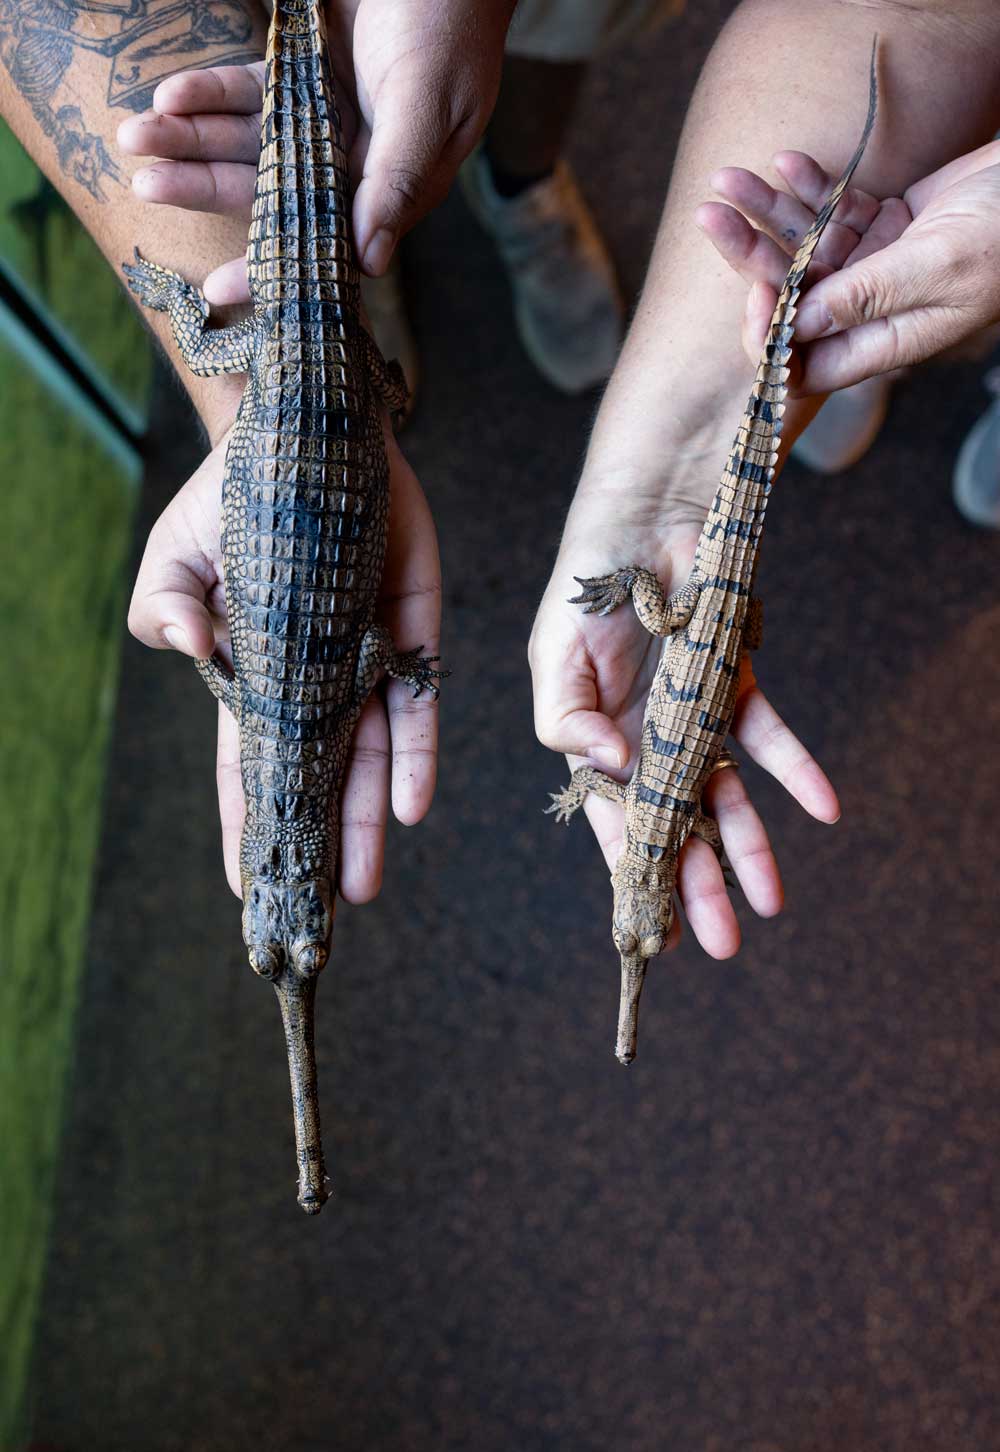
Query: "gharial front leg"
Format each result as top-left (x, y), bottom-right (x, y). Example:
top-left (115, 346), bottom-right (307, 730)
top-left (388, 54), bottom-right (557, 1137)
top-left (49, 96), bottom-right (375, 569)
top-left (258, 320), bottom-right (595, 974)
top-left (546, 766), bottom-right (626, 824)
top-left (570, 565), bottom-right (701, 637)
top-left (123, 249), bottom-right (256, 375)
top-left (354, 624), bottom-right (448, 702)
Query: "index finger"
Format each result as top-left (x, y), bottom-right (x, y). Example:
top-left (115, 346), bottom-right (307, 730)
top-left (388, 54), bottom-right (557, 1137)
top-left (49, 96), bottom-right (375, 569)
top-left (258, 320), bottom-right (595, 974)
top-left (217, 700), bottom-right (244, 898)
top-left (153, 63), bottom-right (266, 118)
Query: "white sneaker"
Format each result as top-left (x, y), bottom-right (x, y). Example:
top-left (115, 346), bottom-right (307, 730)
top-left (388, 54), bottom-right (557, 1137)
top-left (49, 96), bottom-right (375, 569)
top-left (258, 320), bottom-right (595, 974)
top-left (953, 366), bottom-right (1000, 528)
top-left (459, 149), bottom-right (624, 393)
top-left (791, 374), bottom-right (893, 474)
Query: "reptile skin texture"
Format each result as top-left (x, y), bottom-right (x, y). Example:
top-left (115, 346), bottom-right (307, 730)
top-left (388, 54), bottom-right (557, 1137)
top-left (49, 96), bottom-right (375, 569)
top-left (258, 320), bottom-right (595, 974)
top-left (123, 0), bottom-right (442, 1214)
top-left (548, 44), bottom-right (878, 1067)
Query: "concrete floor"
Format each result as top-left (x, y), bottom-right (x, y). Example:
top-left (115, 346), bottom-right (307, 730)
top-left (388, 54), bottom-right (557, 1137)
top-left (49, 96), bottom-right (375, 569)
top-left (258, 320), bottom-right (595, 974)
top-left (32, 5), bottom-right (1000, 1449)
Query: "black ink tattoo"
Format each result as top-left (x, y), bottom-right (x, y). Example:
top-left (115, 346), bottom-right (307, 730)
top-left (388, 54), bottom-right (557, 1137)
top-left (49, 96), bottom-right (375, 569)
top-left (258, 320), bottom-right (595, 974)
top-left (0, 2), bottom-right (261, 201)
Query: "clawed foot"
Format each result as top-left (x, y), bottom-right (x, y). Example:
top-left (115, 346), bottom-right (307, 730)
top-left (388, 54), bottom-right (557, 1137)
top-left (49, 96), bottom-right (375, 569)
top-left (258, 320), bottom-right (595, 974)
top-left (544, 785), bottom-right (586, 824)
top-left (393, 648), bottom-right (448, 700)
top-left (385, 358), bottom-right (410, 429)
top-left (122, 247), bottom-right (205, 316)
top-left (569, 568), bottom-right (636, 616)
top-left (692, 805), bottom-right (735, 885)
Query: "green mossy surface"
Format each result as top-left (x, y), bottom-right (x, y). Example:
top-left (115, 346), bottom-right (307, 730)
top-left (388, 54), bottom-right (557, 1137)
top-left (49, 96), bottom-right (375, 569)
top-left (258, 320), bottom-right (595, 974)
top-left (0, 122), bottom-right (152, 431)
top-left (0, 328), bottom-right (140, 1449)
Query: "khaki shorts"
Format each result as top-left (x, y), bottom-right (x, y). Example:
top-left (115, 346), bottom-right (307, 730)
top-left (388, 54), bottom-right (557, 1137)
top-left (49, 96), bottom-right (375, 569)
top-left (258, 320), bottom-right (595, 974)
top-left (506, 0), bottom-right (683, 61)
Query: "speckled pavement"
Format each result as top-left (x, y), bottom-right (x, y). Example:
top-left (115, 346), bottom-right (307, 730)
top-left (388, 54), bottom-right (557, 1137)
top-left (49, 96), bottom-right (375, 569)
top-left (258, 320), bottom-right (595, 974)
top-left (31, 5), bottom-right (1000, 1449)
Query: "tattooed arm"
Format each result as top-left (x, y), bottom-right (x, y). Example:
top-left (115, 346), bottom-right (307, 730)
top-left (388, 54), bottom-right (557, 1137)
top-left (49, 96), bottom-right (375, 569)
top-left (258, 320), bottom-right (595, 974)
top-left (0, 0), bottom-right (268, 441)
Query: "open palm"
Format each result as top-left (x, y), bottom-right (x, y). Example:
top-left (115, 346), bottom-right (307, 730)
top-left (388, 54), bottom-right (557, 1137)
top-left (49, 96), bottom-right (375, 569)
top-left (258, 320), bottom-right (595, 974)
top-left (129, 424), bottom-right (443, 907)
top-left (530, 510), bottom-right (840, 961)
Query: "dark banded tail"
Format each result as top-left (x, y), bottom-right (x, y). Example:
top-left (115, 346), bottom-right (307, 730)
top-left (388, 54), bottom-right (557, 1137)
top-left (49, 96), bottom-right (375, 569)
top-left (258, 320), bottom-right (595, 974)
top-left (247, 0), bottom-right (356, 310)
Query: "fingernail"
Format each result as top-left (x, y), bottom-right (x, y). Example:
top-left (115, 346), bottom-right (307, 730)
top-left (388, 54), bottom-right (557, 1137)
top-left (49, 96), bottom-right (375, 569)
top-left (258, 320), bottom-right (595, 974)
top-left (164, 625), bottom-right (192, 654)
top-left (795, 300), bottom-right (834, 338)
top-left (585, 746), bottom-right (622, 769)
top-left (362, 227), bottom-right (394, 277)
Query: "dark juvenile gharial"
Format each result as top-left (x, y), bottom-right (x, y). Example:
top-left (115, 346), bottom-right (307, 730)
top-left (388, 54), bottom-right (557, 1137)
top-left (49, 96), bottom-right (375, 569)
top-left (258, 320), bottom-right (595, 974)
top-left (547, 45), bottom-right (878, 1066)
top-left (123, 0), bottom-right (444, 1213)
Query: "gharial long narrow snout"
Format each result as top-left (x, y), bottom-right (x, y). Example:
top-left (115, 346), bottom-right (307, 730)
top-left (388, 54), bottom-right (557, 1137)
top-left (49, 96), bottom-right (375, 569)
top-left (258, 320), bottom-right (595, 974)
top-left (273, 969), bottom-right (330, 1214)
top-left (615, 954), bottom-right (650, 1066)
top-left (241, 874), bottom-right (334, 1210)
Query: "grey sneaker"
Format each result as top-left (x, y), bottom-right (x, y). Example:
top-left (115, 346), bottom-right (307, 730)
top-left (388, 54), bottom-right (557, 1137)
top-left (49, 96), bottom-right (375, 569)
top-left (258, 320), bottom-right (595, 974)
top-left (953, 366), bottom-right (1000, 528)
top-left (360, 255), bottom-right (419, 425)
top-left (790, 374), bottom-right (892, 474)
top-left (459, 148), bottom-right (624, 393)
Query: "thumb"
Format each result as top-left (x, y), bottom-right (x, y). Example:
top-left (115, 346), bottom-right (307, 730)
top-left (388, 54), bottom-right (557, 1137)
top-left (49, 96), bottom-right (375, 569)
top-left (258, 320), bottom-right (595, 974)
top-left (793, 235), bottom-right (939, 343)
top-left (352, 80), bottom-right (477, 275)
top-left (533, 698), bottom-right (630, 773)
top-left (127, 571), bottom-right (217, 658)
top-left (791, 230), bottom-right (978, 391)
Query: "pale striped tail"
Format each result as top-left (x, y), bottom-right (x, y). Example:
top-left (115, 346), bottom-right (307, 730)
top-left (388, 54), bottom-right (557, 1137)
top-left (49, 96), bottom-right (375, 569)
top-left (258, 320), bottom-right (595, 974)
top-left (696, 38), bottom-right (879, 571)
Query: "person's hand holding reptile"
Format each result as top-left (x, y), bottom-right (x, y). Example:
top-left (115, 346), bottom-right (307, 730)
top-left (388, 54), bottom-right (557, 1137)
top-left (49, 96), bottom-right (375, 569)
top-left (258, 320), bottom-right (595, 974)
top-left (118, 0), bottom-right (515, 299)
top-left (127, 424), bottom-right (443, 906)
top-left (529, 478), bottom-right (841, 962)
top-left (116, 0), bottom-right (514, 902)
top-left (696, 139), bottom-right (1000, 392)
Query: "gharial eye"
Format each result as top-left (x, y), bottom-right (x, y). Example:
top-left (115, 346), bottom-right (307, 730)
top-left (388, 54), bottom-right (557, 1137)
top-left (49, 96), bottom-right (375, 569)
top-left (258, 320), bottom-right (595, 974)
top-left (616, 930), bottom-right (638, 955)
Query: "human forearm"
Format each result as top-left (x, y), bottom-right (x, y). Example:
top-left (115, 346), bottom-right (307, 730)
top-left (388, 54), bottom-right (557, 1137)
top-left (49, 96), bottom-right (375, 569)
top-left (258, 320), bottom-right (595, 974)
top-left (0, 0), bottom-right (269, 441)
top-left (576, 0), bottom-right (1000, 520)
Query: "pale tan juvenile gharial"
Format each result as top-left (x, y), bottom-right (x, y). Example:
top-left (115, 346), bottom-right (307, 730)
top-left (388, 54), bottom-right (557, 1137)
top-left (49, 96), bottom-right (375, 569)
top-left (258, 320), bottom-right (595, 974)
top-left (548, 45), bottom-right (878, 1066)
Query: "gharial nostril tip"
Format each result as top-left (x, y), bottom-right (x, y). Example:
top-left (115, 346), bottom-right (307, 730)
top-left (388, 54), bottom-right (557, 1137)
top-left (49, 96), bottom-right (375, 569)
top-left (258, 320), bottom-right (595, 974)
top-left (250, 945), bottom-right (282, 979)
top-left (293, 944), bottom-right (327, 976)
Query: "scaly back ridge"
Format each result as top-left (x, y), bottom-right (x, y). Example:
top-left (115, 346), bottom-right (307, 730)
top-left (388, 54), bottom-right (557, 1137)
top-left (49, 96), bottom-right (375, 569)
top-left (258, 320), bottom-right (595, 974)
top-left (693, 38), bottom-right (879, 580)
top-left (247, 0), bottom-right (356, 321)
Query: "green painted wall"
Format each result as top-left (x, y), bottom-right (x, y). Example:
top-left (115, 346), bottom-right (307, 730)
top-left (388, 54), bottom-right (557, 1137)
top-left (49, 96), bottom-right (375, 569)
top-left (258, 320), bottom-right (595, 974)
top-left (0, 126), bottom-right (152, 433)
top-left (0, 123), bottom-right (150, 1451)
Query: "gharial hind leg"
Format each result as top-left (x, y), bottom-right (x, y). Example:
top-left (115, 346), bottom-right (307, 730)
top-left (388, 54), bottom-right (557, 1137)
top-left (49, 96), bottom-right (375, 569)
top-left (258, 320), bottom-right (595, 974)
top-left (195, 655), bottom-right (237, 713)
top-left (570, 566), bottom-right (700, 637)
top-left (359, 327), bottom-right (409, 424)
top-left (123, 249), bottom-right (256, 375)
top-left (692, 789), bottom-right (736, 888)
top-left (545, 766), bottom-right (626, 824)
top-left (743, 596), bottom-right (764, 651)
